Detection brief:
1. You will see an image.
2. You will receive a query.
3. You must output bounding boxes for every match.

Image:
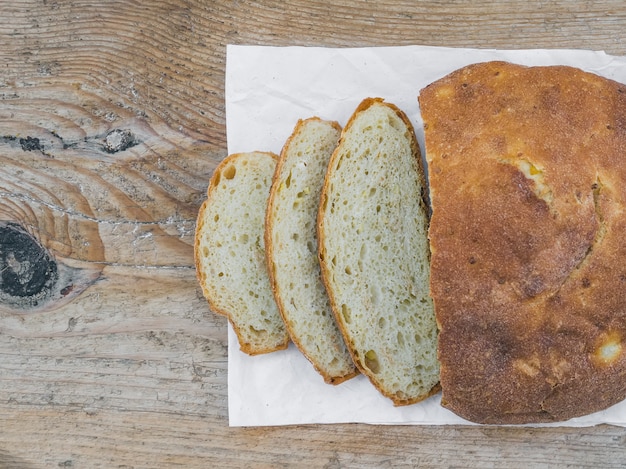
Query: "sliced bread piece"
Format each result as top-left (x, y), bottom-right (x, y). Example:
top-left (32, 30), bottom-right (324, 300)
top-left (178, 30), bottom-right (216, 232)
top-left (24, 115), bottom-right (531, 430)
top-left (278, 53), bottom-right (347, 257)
top-left (265, 117), bottom-right (358, 384)
top-left (195, 151), bottom-right (289, 355)
top-left (317, 98), bottom-right (440, 405)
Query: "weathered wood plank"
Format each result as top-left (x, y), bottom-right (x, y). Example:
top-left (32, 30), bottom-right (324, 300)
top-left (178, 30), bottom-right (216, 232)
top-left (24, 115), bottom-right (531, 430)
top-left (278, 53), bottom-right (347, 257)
top-left (1, 0), bottom-right (626, 467)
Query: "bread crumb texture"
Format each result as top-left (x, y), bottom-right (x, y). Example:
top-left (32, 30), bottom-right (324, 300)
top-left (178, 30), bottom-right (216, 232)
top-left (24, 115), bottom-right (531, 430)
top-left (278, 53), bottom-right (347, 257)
top-left (266, 118), bottom-right (358, 383)
top-left (195, 152), bottom-right (288, 355)
top-left (421, 61), bottom-right (626, 423)
top-left (319, 99), bottom-right (439, 405)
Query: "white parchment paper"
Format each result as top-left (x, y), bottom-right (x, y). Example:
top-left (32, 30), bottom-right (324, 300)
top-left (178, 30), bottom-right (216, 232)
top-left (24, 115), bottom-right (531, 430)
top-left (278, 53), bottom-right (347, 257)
top-left (224, 44), bottom-right (626, 427)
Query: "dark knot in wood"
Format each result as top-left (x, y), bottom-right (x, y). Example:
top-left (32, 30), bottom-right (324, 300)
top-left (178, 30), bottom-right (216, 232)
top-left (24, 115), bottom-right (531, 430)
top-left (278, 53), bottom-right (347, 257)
top-left (19, 136), bottom-right (44, 152)
top-left (0, 223), bottom-right (58, 307)
top-left (103, 129), bottom-right (137, 153)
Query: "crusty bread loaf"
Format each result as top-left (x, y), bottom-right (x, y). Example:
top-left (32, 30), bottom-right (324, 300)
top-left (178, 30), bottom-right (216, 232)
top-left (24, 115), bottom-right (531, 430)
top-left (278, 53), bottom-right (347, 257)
top-left (195, 151), bottom-right (289, 355)
top-left (420, 61), bottom-right (626, 424)
top-left (265, 117), bottom-right (358, 384)
top-left (318, 98), bottom-right (440, 405)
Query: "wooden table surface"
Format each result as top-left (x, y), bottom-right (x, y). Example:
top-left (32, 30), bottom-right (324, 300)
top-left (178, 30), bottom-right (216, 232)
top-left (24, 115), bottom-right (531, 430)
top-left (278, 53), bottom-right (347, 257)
top-left (2, 1), bottom-right (626, 467)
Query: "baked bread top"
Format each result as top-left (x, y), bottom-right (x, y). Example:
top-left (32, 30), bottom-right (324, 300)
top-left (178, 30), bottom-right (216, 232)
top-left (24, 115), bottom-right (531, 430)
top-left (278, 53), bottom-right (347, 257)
top-left (318, 98), bottom-right (440, 405)
top-left (265, 117), bottom-right (358, 384)
top-left (195, 152), bottom-right (289, 355)
top-left (419, 61), bottom-right (626, 423)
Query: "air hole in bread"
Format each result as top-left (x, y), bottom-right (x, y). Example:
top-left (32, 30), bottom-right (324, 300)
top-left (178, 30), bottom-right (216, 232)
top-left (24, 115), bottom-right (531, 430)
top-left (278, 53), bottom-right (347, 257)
top-left (240, 234), bottom-right (249, 244)
top-left (223, 165), bottom-right (236, 180)
top-left (397, 331), bottom-right (405, 347)
top-left (414, 333), bottom-right (423, 345)
top-left (213, 214), bottom-right (219, 222)
top-left (359, 244), bottom-right (367, 260)
top-left (345, 266), bottom-right (352, 275)
top-left (202, 247), bottom-right (209, 257)
top-left (369, 187), bottom-right (377, 197)
top-left (249, 324), bottom-right (267, 337)
top-left (291, 233), bottom-right (299, 241)
top-left (387, 114), bottom-right (404, 132)
top-left (370, 284), bottom-right (380, 306)
top-left (364, 350), bottom-right (380, 374)
top-left (341, 303), bottom-right (351, 324)
top-left (285, 172), bottom-right (292, 188)
top-left (306, 241), bottom-right (315, 253)
top-left (378, 316), bottom-right (386, 328)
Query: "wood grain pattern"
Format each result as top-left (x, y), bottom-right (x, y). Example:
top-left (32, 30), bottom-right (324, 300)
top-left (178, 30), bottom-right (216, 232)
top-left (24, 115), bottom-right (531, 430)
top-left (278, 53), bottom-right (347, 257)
top-left (1, 0), bottom-right (626, 467)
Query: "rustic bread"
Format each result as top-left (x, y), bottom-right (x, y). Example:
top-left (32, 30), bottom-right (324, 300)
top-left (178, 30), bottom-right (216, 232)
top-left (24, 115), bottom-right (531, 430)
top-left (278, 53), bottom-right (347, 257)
top-left (420, 61), bottom-right (626, 423)
top-left (265, 117), bottom-right (358, 384)
top-left (318, 98), bottom-right (440, 405)
top-left (195, 152), bottom-right (289, 355)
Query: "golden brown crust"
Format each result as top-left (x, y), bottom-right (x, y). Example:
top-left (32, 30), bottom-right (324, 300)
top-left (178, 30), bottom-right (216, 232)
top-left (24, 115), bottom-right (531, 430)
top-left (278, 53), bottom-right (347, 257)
top-left (420, 61), bottom-right (626, 423)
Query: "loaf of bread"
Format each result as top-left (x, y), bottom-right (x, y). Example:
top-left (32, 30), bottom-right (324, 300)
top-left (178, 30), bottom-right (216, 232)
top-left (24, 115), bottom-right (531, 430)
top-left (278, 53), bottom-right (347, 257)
top-left (265, 117), bottom-right (358, 384)
top-left (195, 152), bottom-right (289, 355)
top-left (420, 61), bottom-right (626, 423)
top-left (318, 98), bottom-right (440, 405)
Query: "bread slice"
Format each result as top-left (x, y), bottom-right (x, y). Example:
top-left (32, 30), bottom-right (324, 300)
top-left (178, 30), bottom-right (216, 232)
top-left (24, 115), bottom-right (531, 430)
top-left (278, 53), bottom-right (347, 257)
top-left (195, 151), bottom-right (289, 355)
top-left (265, 117), bottom-right (358, 384)
top-left (317, 98), bottom-right (440, 405)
